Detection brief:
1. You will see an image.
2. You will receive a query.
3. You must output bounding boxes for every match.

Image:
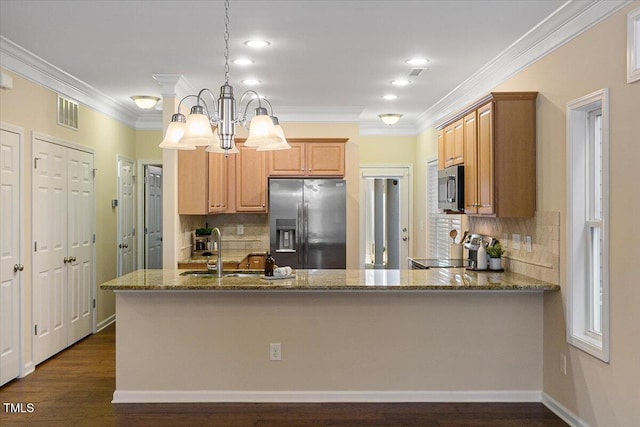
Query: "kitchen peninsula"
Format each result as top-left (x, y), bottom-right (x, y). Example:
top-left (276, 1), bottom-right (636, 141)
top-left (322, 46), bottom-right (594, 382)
top-left (102, 269), bottom-right (558, 403)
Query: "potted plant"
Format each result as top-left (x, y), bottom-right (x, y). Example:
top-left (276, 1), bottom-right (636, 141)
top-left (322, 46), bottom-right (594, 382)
top-left (195, 227), bottom-right (212, 236)
top-left (486, 242), bottom-right (505, 270)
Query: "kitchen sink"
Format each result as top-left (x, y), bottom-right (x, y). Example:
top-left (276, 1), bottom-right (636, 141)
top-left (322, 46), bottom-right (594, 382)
top-left (180, 270), bottom-right (263, 277)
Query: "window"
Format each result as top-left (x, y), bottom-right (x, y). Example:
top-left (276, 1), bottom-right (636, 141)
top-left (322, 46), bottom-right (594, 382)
top-left (427, 160), bottom-right (461, 259)
top-left (567, 89), bottom-right (609, 362)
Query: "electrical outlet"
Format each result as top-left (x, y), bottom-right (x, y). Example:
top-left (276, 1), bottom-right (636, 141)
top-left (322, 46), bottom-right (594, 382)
top-left (237, 224), bottom-right (244, 235)
top-left (511, 234), bottom-right (521, 250)
top-left (525, 235), bottom-right (533, 252)
top-left (560, 353), bottom-right (567, 375)
top-left (270, 343), bottom-right (282, 361)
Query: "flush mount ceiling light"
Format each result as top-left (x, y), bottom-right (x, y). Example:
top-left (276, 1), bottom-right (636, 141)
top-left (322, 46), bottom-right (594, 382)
top-left (244, 39), bottom-right (270, 48)
top-left (131, 95), bottom-right (160, 109)
top-left (391, 79), bottom-right (410, 86)
top-left (159, 0), bottom-right (288, 154)
top-left (378, 113), bottom-right (403, 125)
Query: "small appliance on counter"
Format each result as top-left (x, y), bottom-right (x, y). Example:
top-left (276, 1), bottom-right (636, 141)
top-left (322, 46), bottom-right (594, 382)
top-left (463, 233), bottom-right (497, 268)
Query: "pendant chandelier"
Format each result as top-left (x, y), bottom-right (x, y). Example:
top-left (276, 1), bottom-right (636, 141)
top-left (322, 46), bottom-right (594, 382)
top-left (159, 0), bottom-right (289, 155)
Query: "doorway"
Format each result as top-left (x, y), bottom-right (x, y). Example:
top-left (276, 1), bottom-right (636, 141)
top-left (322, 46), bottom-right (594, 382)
top-left (359, 165), bottom-right (412, 269)
top-left (143, 164), bottom-right (162, 269)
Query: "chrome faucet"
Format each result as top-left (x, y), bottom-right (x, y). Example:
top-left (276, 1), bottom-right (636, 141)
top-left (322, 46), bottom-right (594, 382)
top-left (206, 227), bottom-right (223, 277)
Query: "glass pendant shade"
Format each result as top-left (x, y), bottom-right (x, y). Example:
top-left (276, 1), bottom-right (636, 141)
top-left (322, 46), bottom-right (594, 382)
top-left (159, 114), bottom-right (195, 150)
top-left (181, 106), bottom-right (216, 146)
top-left (206, 128), bottom-right (239, 154)
top-left (256, 118), bottom-right (290, 151)
top-left (244, 108), bottom-right (283, 147)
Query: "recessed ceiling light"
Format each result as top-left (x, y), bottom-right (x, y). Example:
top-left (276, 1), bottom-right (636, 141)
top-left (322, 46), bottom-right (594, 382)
top-left (233, 58), bottom-right (254, 66)
top-left (405, 58), bottom-right (428, 66)
top-left (391, 79), bottom-right (410, 86)
top-left (382, 94), bottom-right (398, 101)
top-left (244, 40), bottom-right (270, 48)
top-left (242, 79), bottom-right (261, 86)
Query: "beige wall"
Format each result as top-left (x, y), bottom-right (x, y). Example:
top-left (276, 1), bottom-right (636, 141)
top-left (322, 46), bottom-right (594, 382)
top-left (0, 69), bottom-right (139, 361)
top-left (135, 129), bottom-right (162, 161)
top-left (494, 4), bottom-right (640, 426)
top-left (416, 3), bottom-right (640, 425)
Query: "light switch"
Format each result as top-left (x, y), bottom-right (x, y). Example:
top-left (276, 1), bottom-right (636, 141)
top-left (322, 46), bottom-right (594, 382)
top-left (512, 234), bottom-right (521, 250)
top-left (237, 224), bottom-right (244, 235)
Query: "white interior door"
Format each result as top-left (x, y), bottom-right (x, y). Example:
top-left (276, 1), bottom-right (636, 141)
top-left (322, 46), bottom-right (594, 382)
top-left (1, 126), bottom-right (22, 386)
top-left (66, 150), bottom-right (94, 343)
top-left (117, 157), bottom-right (135, 276)
top-left (32, 139), bottom-right (68, 364)
top-left (144, 165), bottom-right (162, 269)
top-left (360, 165), bottom-right (412, 269)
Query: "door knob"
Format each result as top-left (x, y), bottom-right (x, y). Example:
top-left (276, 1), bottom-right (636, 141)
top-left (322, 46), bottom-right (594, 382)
top-left (402, 236), bottom-right (408, 241)
top-left (13, 264), bottom-right (24, 272)
top-left (63, 257), bottom-right (70, 264)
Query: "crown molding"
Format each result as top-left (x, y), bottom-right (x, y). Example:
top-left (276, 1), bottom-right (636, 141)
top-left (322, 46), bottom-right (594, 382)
top-left (135, 111), bottom-right (163, 131)
top-left (152, 74), bottom-right (195, 101)
top-left (0, 36), bottom-right (138, 128)
top-left (416, 0), bottom-right (632, 132)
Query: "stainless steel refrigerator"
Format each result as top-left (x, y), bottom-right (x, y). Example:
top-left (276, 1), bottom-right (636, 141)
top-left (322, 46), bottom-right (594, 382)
top-left (269, 179), bottom-right (346, 269)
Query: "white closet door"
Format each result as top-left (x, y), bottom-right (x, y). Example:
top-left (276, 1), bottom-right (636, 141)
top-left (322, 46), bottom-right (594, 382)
top-left (1, 127), bottom-right (22, 386)
top-left (144, 165), bottom-right (162, 269)
top-left (117, 158), bottom-right (135, 276)
top-left (32, 139), bottom-right (68, 364)
top-left (67, 150), bottom-right (94, 343)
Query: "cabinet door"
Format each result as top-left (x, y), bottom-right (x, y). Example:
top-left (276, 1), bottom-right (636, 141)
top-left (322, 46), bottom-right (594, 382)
top-left (178, 147), bottom-right (209, 214)
top-left (437, 129), bottom-right (445, 170)
top-left (306, 142), bottom-right (345, 176)
top-left (476, 103), bottom-right (494, 215)
top-left (453, 118), bottom-right (464, 165)
top-left (236, 143), bottom-right (267, 212)
top-left (208, 152), bottom-right (228, 213)
top-left (463, 111), bottom-right (478, 213)
top-left (268, 142), bottom-right (305, 176)
top-left (443, 124), bottom-right (455, 168)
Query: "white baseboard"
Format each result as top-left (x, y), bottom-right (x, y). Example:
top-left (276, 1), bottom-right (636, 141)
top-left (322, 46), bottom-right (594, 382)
top-left (113, 389), bottom-right (542, 404)
top-left (96, 314), bottom-right (116, 332)
top-left (542, 392), bottom-right (589, 427)
top-left (20, 361), bottom-right (35, 378)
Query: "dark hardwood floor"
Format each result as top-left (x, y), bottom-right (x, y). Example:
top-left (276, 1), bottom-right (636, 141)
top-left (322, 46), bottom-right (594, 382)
top-left (0, 323), bottom-right (568, 426)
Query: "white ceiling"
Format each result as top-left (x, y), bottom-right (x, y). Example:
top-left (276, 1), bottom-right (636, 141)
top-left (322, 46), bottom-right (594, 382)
top-left (0, 0), bottom-right (583, 134)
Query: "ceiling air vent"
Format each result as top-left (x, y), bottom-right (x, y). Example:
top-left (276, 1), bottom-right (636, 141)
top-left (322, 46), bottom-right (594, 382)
top-left (408, 68), bottom-right (425, 77)
top-left (57, 95), bottom-right (79, 130)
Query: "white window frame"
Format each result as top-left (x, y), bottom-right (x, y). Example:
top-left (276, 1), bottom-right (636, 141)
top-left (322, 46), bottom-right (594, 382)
top-left (427, 159), bottom-right (461, 259)
top-left (566, 88), bottom-right (610, 362)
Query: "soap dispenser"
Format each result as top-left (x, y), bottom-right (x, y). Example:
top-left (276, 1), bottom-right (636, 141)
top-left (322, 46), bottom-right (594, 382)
top-left (477, 241), bottom-right (488, 270)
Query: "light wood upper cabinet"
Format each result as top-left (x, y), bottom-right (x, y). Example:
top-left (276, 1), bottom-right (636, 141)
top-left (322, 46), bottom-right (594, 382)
top-left (440, 92), bottom-right (537, 218)
top-left (442, 119), bottom-right (464, 168)
top-left (235, 142), bottom-right (268, 212)
top-left (178, 147), bottom-right (209, 215)
top-left (208, 152), bottom-right (229, 213)
top-left (437, 130), bottom-right (445, 170)
top-left (268, 139), bottom-right (347, 177)
top-left (463, 111), bottom-right (478, 213)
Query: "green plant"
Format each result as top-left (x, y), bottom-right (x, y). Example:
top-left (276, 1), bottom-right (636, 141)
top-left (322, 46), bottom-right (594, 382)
top-left (195, 227), bottom-right (213, 236)
top-left (486, 242), bottom-right (505, 258)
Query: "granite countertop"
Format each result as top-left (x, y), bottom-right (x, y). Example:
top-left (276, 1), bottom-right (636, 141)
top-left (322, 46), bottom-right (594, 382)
top-left (100, 268), bottom-right (560, 292)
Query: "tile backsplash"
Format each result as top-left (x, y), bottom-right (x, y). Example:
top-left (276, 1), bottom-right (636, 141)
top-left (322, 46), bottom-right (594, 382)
top-left (179, 214), bottom-right (269, 260)
top-left (468, 211), bottom-right (560, 285)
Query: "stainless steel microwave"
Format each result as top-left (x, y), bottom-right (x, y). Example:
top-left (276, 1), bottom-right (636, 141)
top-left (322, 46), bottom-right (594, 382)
top-left (438, 165), bottom-right (464, 212)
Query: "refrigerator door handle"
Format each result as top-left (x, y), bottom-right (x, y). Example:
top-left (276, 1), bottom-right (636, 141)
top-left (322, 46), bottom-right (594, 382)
top-left (303, 202), bottom-right (309, 265)
top-left (297, 202), bottom-right (303, 265)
